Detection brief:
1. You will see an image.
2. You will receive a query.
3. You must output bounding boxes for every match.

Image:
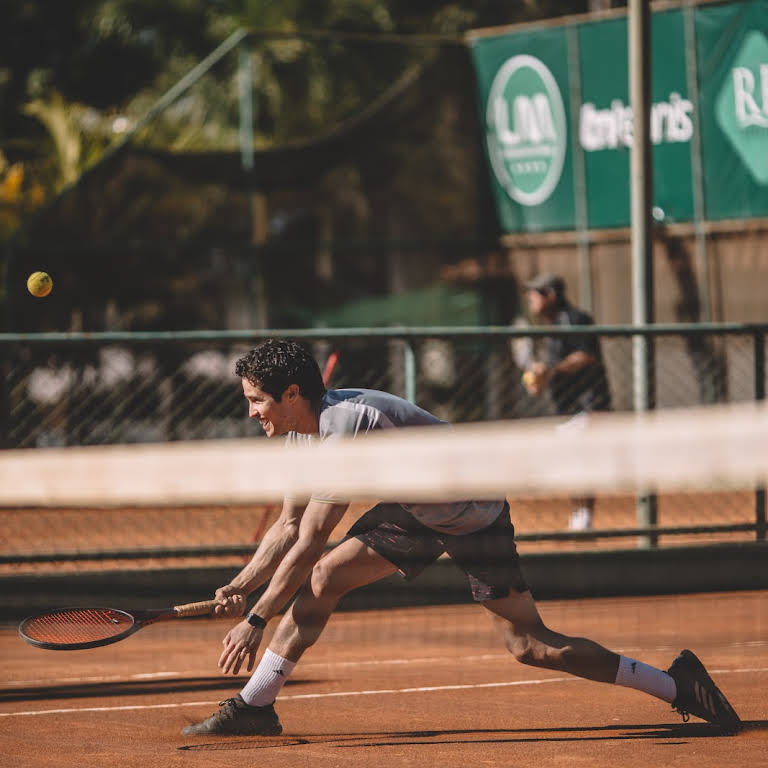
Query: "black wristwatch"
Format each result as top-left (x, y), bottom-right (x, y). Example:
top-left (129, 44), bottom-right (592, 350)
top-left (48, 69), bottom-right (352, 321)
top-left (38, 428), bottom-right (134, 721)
top-left (245, 612), bottom-right (267, 629)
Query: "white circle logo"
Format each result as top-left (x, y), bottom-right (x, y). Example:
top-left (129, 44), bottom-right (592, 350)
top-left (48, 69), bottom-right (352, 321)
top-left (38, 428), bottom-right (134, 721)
top-left (486, 55), bottom-right (567, 206)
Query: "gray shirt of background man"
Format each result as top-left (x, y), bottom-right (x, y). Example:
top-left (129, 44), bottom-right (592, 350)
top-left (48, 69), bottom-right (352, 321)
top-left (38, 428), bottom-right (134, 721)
top-left (284, 388), bottom-right (506, 535)
top-left (544, 304), bottom-right (612, 416)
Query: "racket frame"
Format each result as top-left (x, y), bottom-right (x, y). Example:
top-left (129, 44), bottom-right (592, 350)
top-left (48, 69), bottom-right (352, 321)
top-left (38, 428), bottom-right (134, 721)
top-left (18, 600), bottom-right (217, 651)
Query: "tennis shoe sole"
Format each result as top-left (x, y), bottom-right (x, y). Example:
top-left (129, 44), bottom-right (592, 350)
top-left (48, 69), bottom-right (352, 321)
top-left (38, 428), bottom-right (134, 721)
top-left (667, 649), bottom-right (741, 733)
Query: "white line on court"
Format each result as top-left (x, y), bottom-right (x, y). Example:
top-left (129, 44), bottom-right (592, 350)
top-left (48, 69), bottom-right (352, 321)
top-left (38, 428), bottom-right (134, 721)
top-left (1, 668), bottom-right (765, 719)
top-left (1, 671), bottom-right (186, 687)
top-left (0, 654), bottom-right (511, 687)
top-left (0, 676), bottom-right (573, 717)
top-left (3, 641), bottom-right (767, 688)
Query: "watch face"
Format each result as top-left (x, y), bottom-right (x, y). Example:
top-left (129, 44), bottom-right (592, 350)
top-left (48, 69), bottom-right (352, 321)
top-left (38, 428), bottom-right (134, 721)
top-left (247, 613), bottom-right (267, 628)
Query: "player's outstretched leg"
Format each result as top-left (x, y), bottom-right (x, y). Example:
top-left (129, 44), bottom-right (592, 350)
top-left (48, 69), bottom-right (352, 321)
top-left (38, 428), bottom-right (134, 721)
top-left (483, 591), bottom-right (742, 733)
top-left (181, 696), bottom-right (282, 736)
top-left (667, 649), bottom-right (742, 733)
top-left (483, 589), bottom-right (623, 682)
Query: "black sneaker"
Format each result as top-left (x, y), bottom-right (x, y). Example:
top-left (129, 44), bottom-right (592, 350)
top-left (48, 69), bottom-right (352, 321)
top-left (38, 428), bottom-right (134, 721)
top-left (667, 649), bottom-right (742, 733)
top-left (181, 695), bottom-right (283, 736)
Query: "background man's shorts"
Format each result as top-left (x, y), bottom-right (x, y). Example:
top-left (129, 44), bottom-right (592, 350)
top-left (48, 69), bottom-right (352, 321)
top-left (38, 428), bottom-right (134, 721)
top-left (346, 501), bottom-right (528, 601)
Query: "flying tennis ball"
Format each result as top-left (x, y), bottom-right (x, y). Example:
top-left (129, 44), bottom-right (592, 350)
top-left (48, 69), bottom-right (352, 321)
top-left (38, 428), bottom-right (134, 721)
top-left (27, 271), bottom-right (53, 298)
top-left (522, 369), bottom-right (544, 395)
top-left (522, 370), bottom-right (537, 387)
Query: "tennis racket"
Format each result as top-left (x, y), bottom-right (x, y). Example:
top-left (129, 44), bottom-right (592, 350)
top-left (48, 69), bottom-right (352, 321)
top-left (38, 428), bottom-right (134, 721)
top-left (19, 599), bottom-right (219, 651)
top-left (322, 350), bottom-right (339, 386)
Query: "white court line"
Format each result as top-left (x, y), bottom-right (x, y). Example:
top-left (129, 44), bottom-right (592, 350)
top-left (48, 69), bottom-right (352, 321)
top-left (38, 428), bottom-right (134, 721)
top-left (4, 641), bottom-right (767, 688)
top-left (0, 654), bottom-right (511, 688)
top-left (0, 676), bottom-right (573, 717)
top-left (713, 667), bottom-right (768, 674)
top-left (2, 671), bottom-right (186, 687)
top-left (1, 668), bottom-right (766, 719)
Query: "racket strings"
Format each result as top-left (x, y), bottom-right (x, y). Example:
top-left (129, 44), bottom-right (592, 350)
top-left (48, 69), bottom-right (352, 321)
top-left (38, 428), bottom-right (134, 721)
top-left (22, 609), bottom-right (133, 644)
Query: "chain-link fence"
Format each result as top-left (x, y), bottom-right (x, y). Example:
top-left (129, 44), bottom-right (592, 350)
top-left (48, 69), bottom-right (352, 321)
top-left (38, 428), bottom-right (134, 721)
top-left (1, 324), bottom-right (765, 568)
top-left (3, 325), bottom-right (765, 449)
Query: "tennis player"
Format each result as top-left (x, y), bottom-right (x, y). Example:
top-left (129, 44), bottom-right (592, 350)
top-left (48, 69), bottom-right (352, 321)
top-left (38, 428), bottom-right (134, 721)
top-left (183, 339), bottom-right (741, 736)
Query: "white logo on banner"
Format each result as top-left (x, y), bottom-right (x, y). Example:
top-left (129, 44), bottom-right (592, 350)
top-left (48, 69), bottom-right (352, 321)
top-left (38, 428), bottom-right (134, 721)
top-left (486, 55), bottom-right (567, 207)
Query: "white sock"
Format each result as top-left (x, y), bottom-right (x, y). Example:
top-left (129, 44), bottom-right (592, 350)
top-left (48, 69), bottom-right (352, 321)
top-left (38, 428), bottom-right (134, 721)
top-left (240, 649), bottom-right (297, 707)
top-left (614, 655), bottom-right (677, 703)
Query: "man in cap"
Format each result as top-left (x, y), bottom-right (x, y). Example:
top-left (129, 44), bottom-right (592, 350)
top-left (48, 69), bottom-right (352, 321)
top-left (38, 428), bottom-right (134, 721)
top-left (522, 273), bottom-right (611, 532)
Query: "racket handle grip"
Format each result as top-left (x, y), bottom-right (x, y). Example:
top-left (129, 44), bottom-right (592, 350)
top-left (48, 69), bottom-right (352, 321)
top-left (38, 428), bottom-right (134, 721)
top-left (173, 599), bottom-right (218, 617)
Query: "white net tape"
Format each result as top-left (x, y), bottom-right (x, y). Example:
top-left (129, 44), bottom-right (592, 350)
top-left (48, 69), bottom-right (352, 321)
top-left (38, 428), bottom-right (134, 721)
top-left (1, 401), bottom-right (766, 507)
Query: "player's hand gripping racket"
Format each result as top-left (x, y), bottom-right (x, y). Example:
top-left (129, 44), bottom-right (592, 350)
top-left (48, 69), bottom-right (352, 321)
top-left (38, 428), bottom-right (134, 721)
top-left (19, 599), bottom-right (219, 651)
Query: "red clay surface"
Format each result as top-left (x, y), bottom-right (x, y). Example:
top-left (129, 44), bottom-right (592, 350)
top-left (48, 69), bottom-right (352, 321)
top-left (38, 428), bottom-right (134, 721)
top-left (0, 490), bottom-right (757, 574)
top-left (1, 590), bottom-right (766, 768)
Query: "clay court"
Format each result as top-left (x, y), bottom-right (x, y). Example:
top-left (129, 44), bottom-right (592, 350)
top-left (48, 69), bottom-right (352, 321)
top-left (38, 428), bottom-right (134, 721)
top-left (2, 589), bottom-right (766, 768)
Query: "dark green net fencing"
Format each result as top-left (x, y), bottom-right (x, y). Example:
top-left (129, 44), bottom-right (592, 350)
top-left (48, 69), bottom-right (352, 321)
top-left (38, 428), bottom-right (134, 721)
top-left (3, 325), bottom-right (764, 447)
top-left (1, 324), bottom-right (765, 575)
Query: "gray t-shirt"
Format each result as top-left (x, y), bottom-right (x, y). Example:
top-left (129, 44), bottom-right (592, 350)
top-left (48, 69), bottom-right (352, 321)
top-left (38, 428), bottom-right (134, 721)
top-left (285, 388), bottom-right (505, 535)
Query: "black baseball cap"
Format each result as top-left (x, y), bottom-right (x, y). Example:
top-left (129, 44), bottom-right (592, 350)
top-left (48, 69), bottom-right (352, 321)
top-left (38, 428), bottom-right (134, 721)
top-left (524, 273), bottom-right (565, 294)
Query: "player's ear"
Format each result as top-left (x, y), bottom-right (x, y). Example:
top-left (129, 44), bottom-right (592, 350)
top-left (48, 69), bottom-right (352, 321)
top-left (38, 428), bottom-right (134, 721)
top-left (284, 384), bottom-right (300, 403)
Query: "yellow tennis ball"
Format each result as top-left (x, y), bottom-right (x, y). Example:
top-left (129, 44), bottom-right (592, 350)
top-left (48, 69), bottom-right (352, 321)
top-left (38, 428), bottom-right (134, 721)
top-left (27, 271), bottom-right (53, 298)
top-left (522, 370), bottom-right (536, 387)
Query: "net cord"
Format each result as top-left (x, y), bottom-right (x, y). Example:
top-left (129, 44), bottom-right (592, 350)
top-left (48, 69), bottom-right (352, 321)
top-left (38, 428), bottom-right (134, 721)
top-left (1, 401), bottom-right (766, 506)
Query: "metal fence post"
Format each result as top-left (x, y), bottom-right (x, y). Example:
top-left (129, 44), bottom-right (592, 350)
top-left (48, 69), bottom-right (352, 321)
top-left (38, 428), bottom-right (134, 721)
top-left (633, 333), bottom-right (658, 548)
top-left (629, 0), bottom-right (658, 549)
top-left (403, 339), bottom-right (417, 404)
top-left (755, 328), bottom-right (766, 540)
top-left (238, 37), bottom-right (254, 174)
top-left (567, 25), bottom-right (593, 315)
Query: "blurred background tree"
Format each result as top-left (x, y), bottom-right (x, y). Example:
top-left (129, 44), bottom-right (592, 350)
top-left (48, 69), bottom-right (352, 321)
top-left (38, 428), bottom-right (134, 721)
top-left (1, 0), bottom-right (601, 332)
top-left (0, 0), bottom-right (596, 236)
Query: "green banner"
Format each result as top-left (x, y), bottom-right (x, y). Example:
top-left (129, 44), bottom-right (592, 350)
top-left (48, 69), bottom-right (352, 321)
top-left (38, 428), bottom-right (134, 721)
top-left (697, 1), bottom-right (768, 219)
top-left (471, 27), bottom-right (575, 232)
top-left (578, 11), bottom-right (694, 228)
top-left (468, 0), bottom-right (768, 234)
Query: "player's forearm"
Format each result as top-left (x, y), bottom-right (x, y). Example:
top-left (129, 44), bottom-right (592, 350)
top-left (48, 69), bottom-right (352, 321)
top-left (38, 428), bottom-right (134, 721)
top-left (553, 350), bottom-right (596, 375)
top-left (249, 536), bottom-right (326, 621)
top-left (228, 521), bottom-right (299, 595)
top-left (248, 500), bottom-right (347, 621)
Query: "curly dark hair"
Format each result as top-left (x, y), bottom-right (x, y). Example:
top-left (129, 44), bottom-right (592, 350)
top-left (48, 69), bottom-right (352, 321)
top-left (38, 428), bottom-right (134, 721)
top-left (235, 339), bottom-right (326, 403)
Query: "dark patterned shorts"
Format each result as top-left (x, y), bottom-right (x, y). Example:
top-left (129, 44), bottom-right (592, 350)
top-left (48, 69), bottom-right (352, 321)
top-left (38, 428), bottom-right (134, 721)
top-left (346, 501), bottom-right (528, 601)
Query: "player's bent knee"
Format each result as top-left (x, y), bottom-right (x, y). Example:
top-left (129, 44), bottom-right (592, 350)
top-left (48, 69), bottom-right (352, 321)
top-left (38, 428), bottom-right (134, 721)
top-left (308, 559), bottom-right (347, 601)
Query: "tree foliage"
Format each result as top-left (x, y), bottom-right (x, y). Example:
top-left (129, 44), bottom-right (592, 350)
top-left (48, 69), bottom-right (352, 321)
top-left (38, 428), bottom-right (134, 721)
top-left (2, 0), bottom-right (598, 331)
top-left (1, 0), bottom-right (592, 228)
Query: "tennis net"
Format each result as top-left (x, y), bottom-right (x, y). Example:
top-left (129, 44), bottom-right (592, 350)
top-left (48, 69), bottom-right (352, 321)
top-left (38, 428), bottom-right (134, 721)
top-left (0, 400), bottom-right (765, 578)
top-left (2, 400), bottom-right (767, 504)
